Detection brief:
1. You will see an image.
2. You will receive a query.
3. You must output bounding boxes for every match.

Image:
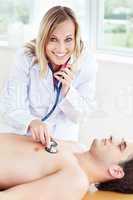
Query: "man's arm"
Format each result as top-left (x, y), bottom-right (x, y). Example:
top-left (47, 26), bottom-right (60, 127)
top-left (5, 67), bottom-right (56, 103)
top-left (3, 164), bottom-right (88, 200)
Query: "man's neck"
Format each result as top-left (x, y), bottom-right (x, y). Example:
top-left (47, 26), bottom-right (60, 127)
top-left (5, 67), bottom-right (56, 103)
top-left (74, 151), bottom-right (110, 184)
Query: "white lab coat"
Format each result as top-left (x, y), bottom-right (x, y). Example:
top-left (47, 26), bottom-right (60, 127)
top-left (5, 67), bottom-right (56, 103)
top-left (0, 45), bottom-right (97, 141)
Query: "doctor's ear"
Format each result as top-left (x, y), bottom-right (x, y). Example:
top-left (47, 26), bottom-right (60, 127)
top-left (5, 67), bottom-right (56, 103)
top-left (108, 164), bottom-right (125, 179)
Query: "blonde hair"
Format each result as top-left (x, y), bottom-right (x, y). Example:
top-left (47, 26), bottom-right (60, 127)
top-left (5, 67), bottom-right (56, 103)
top-left (25, 6), bottom-right (84, 77)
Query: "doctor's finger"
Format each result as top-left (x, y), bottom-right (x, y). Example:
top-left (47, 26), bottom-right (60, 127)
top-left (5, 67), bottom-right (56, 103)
top-left (39, 128), bottom-right (47, 145)
top-left (44, 129), bottom-right (51, 148)
top-left (31, 128), bottom-right (36, 141)
top-left (54, 73), bottom-right (71, 82)
top-left (63, 68), bottom-right (74, 79)
top-left (59, 70), bottom-right (73, 81)
top-left (34, 128), bottom-right (41, 142)
top-left (54, 75), bottom-right (70, 86)
top-left (60, 73), bottom-right (72, 83)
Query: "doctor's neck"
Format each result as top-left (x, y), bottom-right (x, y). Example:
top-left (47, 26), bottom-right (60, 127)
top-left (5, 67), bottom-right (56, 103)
top-left (49, 58), bottom-right (70, 72)
top-left (53, 64), bottom-right (62, 72)
top-left (48, 61), bottom-right (62, 72)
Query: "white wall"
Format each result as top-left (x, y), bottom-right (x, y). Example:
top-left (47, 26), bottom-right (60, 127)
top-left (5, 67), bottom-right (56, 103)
top-left (80, 60), bottom-right (133, 144)
top-left (0, 48), bottom-right (133, 145)
top-left (0, 48), bottom-right (16, 91)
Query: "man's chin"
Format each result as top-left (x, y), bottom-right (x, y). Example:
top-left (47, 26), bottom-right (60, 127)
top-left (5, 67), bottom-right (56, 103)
top-left (90, 139), bottom-right (97, 151)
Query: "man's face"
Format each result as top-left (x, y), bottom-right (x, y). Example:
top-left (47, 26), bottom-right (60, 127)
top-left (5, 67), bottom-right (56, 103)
top-left (46, 19), bottom-right (75, 66)
top-left (89, 136), bottom-right (133, 165)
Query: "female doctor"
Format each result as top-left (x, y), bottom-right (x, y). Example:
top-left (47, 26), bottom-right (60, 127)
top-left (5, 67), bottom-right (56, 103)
top-left (0, 6), bottom-right (97, 148)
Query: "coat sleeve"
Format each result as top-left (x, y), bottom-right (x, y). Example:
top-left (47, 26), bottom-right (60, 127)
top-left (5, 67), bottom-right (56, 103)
top-left (0, 50), bottom-right (39, 134)
top-left (58, 50), bottom-right (98, 123)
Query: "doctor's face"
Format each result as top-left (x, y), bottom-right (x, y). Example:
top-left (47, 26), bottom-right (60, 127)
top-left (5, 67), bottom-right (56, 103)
top-left (46, 19), bottom-right (75, 66)
top-left (89, 136), bottom-right (133, 165)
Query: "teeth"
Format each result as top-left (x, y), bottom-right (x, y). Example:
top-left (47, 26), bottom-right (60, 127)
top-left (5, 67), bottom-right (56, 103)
top-left (54, 53), bottom-right (66, 57)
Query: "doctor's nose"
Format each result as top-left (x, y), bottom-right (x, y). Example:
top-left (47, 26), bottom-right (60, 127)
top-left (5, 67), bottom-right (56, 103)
top-left (57, 42), bottom-right (66, 52)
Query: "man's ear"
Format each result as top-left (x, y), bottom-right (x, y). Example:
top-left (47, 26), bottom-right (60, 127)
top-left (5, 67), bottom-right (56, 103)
top-left (108, 164), bottom-right (125, 179)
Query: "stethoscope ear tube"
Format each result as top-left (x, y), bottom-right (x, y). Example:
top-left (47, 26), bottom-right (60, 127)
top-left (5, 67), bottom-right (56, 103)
top-left (41, 82), bottom-right (62, 121)
top-left (42, 58), bottom-right (70, 122)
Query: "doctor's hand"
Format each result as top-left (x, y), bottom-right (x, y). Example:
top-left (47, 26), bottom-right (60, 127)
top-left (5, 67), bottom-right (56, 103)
top-left (28, 119), bottom-right (52, 147)
top-left (54, 65), bottom-right (74, 97)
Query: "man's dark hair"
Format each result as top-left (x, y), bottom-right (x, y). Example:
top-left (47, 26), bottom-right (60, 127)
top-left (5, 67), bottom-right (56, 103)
top-left (96, 158), bottom-right (133, 194)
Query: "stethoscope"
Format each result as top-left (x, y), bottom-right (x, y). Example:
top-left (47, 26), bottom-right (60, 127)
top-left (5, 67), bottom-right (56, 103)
top-left (41, 59), bottom-right (70, 154)
top-left (41, 58), bottom-right (70, 122)
top-left (41, 62), bottom-right (62, 122)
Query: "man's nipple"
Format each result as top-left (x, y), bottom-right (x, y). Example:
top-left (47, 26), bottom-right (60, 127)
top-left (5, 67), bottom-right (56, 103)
top-left (34, 144), bottom-right (44, 152)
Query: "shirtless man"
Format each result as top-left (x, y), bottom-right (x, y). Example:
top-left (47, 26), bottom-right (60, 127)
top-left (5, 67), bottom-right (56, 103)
top-left (0, 134), bottom-right (132, 200)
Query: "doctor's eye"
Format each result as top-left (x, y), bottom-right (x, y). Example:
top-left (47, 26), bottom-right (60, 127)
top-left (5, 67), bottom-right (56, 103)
top-left (65, 37), bottom-right (73, 42)
top-left (49, 37), bottom-right (57, 42)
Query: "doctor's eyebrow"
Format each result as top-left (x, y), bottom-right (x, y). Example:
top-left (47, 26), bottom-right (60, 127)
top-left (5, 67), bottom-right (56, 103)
top-left (66, 34), bottom-right (73, 37)
top-left (50, 34), bottom-right (73, 38)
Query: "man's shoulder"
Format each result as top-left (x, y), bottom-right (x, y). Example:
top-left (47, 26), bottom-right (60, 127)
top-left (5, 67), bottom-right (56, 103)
top-left (66, 161), bottom-right (89, 195)
top-left (59, 150), bottom-right (89, 186)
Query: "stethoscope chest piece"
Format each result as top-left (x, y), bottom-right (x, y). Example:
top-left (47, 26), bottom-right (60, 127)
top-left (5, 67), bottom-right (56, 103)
top-left (45, 138), bottom-right (58, 154)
